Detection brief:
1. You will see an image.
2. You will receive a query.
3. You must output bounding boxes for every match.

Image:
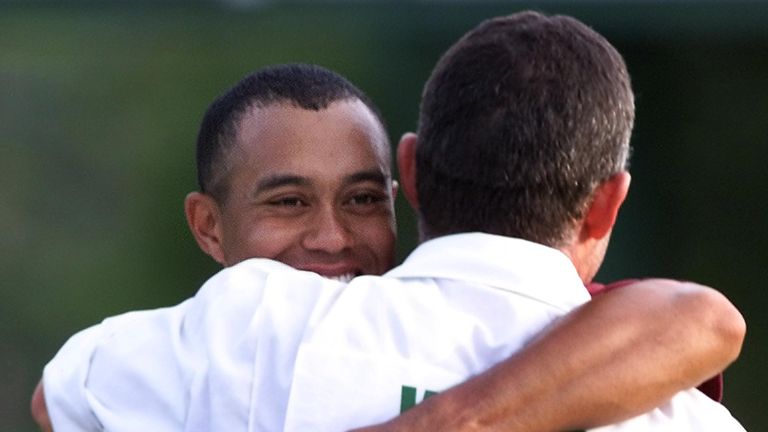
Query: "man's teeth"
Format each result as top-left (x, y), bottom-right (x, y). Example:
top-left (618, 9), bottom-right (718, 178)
top-left (327, 273), bottom-right (355, 283)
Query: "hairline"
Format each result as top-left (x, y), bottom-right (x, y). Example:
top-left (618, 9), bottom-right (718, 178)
top-left (209, 96), bottom-right (392, 207)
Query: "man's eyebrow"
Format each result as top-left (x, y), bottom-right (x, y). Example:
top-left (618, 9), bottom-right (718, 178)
top-left (344, 169), bottom-right (388, 187)
top-left (254, 174), bottom-right (311, 194)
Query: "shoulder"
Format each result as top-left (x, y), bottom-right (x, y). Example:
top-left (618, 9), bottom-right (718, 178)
top-left (191, 258), bottom-right (338, 325)
top-left (587, 278), bottom-right (724, 403)
top-left (42, 306), bottom-right (182, 430)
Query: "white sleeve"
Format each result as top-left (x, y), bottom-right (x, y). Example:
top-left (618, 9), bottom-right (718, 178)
top-left (41, 258), bottom-right (299, 432)
top-left (43, 323), bottom-right (107, 431)
top-left (42, 306), bottom-right (195, 432)
top-left (79, 260), bottom-right (331, 432)
top-left (84, 306), bottom-right (198, 432)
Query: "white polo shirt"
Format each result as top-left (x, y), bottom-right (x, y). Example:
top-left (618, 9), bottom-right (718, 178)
top-left (43, 233), bottom-right (745, 431)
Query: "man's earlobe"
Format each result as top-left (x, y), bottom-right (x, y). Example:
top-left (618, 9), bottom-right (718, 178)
top-left (396, 133), bottom-right (419, 210)
top-left (184, 192), bottom-right (227, 265)
top-left (584, 171), bottom-right (631, 240)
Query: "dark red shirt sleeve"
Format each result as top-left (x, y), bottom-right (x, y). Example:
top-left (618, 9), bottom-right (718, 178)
top-left (586, 279), bottom-right (724, 402)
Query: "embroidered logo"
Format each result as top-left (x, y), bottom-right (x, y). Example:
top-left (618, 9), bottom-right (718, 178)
top-left (399, 385), bottom-right (439, 413)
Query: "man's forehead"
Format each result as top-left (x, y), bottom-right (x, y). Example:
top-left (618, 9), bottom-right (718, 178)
top-left (235, 99), bottom-right (390, 163)
top-left (226, 100), bottom-right (392, 197)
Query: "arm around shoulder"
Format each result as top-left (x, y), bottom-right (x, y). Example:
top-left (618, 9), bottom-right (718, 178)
top-left (663, 280), bottom-right (746, 377)
top-left (351, 279), bottom-right (746, 432)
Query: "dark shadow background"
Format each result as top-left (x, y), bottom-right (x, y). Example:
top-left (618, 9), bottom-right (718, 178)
top-left (2, 2), bottom-right (766, 430)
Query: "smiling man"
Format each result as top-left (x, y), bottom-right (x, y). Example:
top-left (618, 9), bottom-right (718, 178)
top-left (184, 85), bottom-right (397, 279)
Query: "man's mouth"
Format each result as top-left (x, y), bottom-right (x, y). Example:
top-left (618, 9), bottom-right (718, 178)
top-left (297, 264), bottom-right (360, 282)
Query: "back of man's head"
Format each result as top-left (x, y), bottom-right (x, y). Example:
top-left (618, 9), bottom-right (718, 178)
top-left (196, 63), bottom-right (386, 203)
top-left (416, 11), bottom-right (634, 247)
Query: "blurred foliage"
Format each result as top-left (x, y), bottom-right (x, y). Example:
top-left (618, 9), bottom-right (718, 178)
top-left (1, 2), bottom-right (767, 430)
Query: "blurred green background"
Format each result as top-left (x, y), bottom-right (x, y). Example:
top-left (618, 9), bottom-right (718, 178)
top-left (2, 1), bottom-right (766, 430)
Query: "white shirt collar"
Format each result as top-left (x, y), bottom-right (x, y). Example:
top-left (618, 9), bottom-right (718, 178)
top-left (385, 232), bottom-right (590, 310)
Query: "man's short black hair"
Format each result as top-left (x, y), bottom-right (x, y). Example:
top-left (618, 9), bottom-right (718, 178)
top-left (196, 63), bottom-right (387, 203)
top-left (416, 11), bottom-right (634, 246)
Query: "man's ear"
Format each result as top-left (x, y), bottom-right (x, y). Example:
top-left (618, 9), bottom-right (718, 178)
top-left (184, 192), bottom-right (227, 265)
top-left (396, 132), bottom-right (419, 210)
top-left (583, 171), bottom-right (631, 240)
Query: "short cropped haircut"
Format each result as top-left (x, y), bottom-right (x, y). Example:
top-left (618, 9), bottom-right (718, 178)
top-left (196, 63), bottom-right (387, 203)
top-left (416, 11), bottom-right (635, 246)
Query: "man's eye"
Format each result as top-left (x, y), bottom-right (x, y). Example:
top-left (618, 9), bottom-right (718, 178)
top-left (269, 197), bottom-right (305, 207)
top-left (348, 193), bottom-right (386, 206)
top-left (352, 194), bottom-right (375, 205)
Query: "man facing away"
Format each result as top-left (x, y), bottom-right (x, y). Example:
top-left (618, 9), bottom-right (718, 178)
top-left (33, 16), bottom-right (744, 431)
top-left (281, 12), bottom-right (746, 431)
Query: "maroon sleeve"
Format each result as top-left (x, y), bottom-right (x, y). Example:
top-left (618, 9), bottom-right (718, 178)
top-left (586, 279), bottom-right (724, 402)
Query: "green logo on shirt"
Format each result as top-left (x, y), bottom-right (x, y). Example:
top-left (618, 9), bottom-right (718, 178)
top-left (400, 385), bottom-right (585, 431)
top-left (400, 385), bottom-right (439, 413)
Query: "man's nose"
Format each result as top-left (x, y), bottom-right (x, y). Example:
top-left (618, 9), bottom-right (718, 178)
top-left (301, 207), bottom-right (353, 253)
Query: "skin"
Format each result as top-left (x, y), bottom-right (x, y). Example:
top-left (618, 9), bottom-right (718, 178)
top-left (184, 100), bottom-right (397, 279)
